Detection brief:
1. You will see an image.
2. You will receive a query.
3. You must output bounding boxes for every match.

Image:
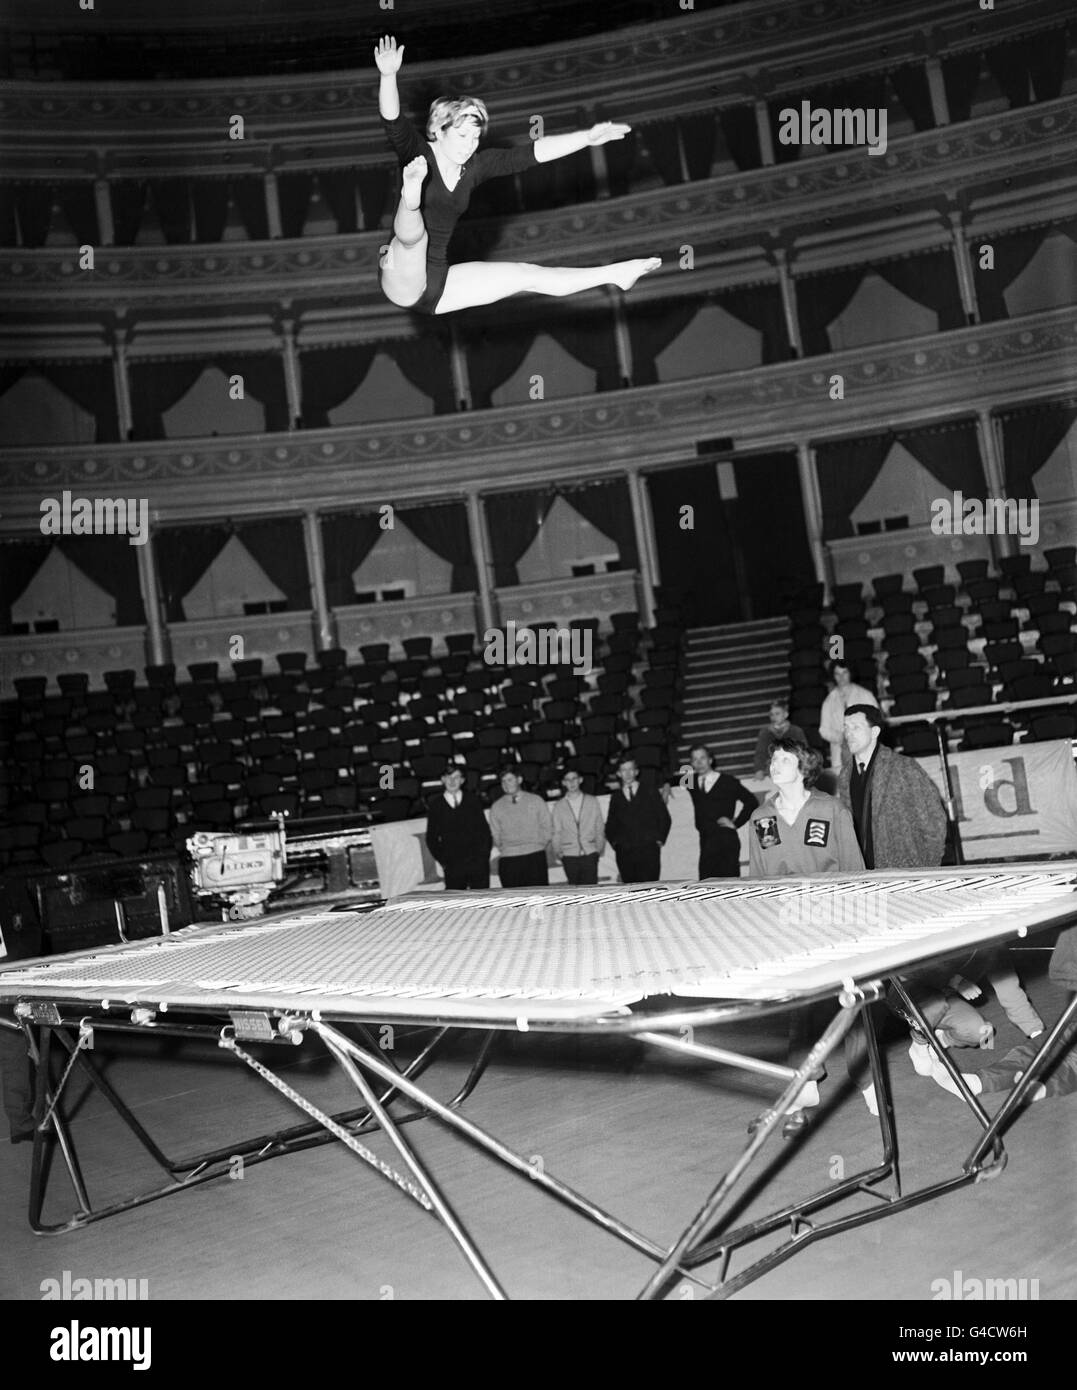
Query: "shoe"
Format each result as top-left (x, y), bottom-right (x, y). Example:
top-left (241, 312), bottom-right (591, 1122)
top-left (781, 1109), bottom-right (813, 1139)
top-left (862, 1084), bottom-right (879, 1117)
top-left (909, 1040), bottom-right (933, 1076)
top-left (10, 1128), bottom-right (35, 1145)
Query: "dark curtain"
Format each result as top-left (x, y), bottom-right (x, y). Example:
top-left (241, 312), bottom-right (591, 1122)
top-left (889, 65), bottom-right (936, 131)
top-left (1026, 27), bottom-right (1068, 102)
top-left (191, 179), bottom-right (230, 243)
top-left (719, 283), bottom-right (789, 363)
top-left (231, 175), bottom-right (269, 241)
top-left (732, 452), bottom-right (815, 617)
top-left (228, 353), bottom-right (289, 432)
top-left (767, 101), bottom-right (802, 164)
top-left (398, 503), bottom-right (477, 592)
top-left (148, 178), bottom-right (192, 243)
top-left (486, 489), bottom-right (556, 587)
top-left (603, 127), bottom-right (639, 197)
top-left (0, 538), bottom-right (49, 632)
top-left (815, 434), bottom-right (892, 539)
top-left (719, 107), bottom-right (761, 172)
top-left (356, 166), bottom-right (393, 231)
top-left (276, 171), bottom-right (315, 239)
top-left (13, 182), bottom-right (54, 246)
top-left (111, 179), bottom-right (149, 246)
top-left (129, 358), bottom-right (212, 440)
top-left (795, 267), bottom-right (868, 355)
top-left (0, 187), bottom-right (17, 246)
top-left (626, 296), bottom-right (705, 385)
top-left (639, 120), bottom-right (682, 185)
top-left (899, 422), bottom-right (986, 498)
top-left (321, 512), bottom-right (386, 606)
top-left (1000, 402), bottom-right (1077, 498)
top-left (541, 309), bottom-right (620, 392)
top-left (647, 464), bottom-right (739, 625)
top-left (680, 114), bottom-right (718, 181)
top-left (299, 344), bottom-right (380, 428)
top-left (56, 536), bottom-right (145, 626)
top-left (462, 321), bottom-right (539, 408)
top-left (57, 183), bottom-right (100, 244)
top-left (383, 335), bottom-right (455, 414)
top-left (38, 361), bottom-right (121, 443)
top-left (0, 363), bottom-right (29, 397)
top-left (873, 252), bottom-right (965, 329)
top-left (320, 169), bottom-right (360, 235)
top-left (561, 479), bottom-right (639, 569)
top-left (985, 42), bottom-right (1032, 110)
top-left (155, 525), bottom-right (231, 621)
top-left (942, 51), bottom-right (983, 123)
top-left (973, 223), bottom-right (1056, 321)
top-left (236, 518), bottom-right (310, 611)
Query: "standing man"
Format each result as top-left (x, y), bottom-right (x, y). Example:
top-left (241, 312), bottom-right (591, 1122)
top-left (686, 745), bottom-right (757, 879)
top-left (604, 755), bottom-right (671, 883)
top-left (489, 765), bottom-right (553, 888)
top-left (819, 660), bottom-right (878, 775)
top-left (752, 699), bottom-right (807, 778)
top-left (550, 766), bottom-right (605, 884)
top-left (424, 763), bottom-right (492, 890)
top-left (839, 704), bottom-right (996, 1076)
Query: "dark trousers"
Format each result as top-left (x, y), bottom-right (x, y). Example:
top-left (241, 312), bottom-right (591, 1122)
top-left (788, 1000), bottom-right (873, 1088)
top-left (615, 844), bottom-right (661, 884)
top-left (561, 853), bottom-right (599, 885)
top-left (699, 826), bottom-right (740, 879)
top-left (443, 858), bottom-right (490, 891)
top-left (1, 1022), bottom-right (34, 1138)
top-left (497, 850), bottom-right (549, 888)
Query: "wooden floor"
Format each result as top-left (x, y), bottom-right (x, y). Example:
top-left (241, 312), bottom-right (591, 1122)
top-left (3, 953), bottom-right (1075, 1301)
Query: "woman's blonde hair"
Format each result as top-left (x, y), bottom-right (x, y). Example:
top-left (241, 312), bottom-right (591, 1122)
top-left (426, 96), bottom-right (489, 140)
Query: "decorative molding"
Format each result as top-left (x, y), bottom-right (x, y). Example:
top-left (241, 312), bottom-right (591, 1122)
top-left (1, 309), bottom-right (1075, 528)
top-left (335, 595), bottom-right (481, 658)
top-left (0, 624), bottom-right (148, 693)
top-left (1, 99), bottom-right (1073, 330)
top-left (0, 0), bottom-right (1070, 173)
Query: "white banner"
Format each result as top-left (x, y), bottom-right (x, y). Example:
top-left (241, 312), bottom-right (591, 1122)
top-left (370, 745), bottom-right (1077, 896)
top-left (922, 738), bottom-right (1077, 861)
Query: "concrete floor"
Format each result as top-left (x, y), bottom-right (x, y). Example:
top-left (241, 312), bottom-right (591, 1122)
top-left (2, 952), bottom-right (1075, 1302)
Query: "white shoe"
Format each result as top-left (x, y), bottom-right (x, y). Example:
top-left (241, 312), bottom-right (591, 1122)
top-left (1014, 1071), bottom-right (1047, 1102)
top-left (909, 1040), bottom-right (933, 1076)
top-left (787, 1079), bottom-right (820, 1112)
top-left (861, 1083), bottom-right (879, 1117)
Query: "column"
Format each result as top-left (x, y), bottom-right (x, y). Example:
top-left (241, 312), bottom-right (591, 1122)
top-left (975, 409), bottom-right (1013, 561)
top-left (626, 468), bottom-right (658, 628)
top-left (303, 510), bottom-right (336, 650)
top-left (774, 248), bottom-right (802, 357)
top-left (264, 168), bottom-right (283, 241)
top-left (450, 323), bottom-right (472, 410)
top-left (111, 327), bottom-right (134, 442)
top-left (609, 291), bottom-right (633, 386)
top-left (466, 490), bottom-right (497, 634)
top-left (948, 210), bottom-right (980, 324)
top-left (925, 57), bottom-right (951, 128)
top-left (136, 531), bottom-right (170, 667)
top-left (796, 442), bottom-right (831, 598)
top-left (92, 176), bottom-right (115, 246)
top-left (278, 316), bottom-right (301, 429)
top-left (754, 99), bottom-right (775, 166)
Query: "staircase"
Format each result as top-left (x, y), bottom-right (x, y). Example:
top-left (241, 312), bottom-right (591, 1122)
top-left (677, 618), bottom-right (791, 776)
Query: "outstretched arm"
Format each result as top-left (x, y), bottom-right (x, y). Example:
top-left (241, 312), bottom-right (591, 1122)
top-left (374, 34), bottom-right (404, 121)
top-left (533, 121), bottom-right (631, 165)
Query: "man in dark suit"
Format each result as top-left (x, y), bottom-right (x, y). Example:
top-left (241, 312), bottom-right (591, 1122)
top-left (0, 875), bottom-right (42, 1144)
top-left (604, 755), bottom-right (671, 883)
top-left (424, 763), bottom-right (493, 891)
top-left (686, 744), bottom-right (757, 878)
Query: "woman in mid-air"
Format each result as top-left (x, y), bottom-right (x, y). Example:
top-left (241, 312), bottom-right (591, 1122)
top-left (374, 35), bottom-right (661, 315)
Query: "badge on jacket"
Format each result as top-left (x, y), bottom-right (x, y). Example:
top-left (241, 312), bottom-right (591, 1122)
top-left (804, 818), bottom-right (830, 848)
top-left (754, 817), bottom-right (781, 849)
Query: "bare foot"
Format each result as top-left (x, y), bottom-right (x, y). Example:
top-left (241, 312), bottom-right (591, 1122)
top-left (609, 257), bottom-right (662, 291)
top-left (402, 156), bottom-right (427, 210)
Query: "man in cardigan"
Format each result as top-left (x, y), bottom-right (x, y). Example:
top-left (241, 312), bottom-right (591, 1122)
top-left (686, 744), bottom-right (758, 879)
top-left (604, 755), bottom-right (671, 883)
top-left (550, 766), bottom-right (605, 884)
top-left (424, 764), bottom-right (492, 891)
top-left (489, 766), bottom-right (553, 888)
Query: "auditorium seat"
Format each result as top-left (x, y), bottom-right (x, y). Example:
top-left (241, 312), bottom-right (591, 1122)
top-left (944, 685), bottom-right (991, 709)
top-left (1043, 546), bottom-right (1076, 570)
top-left (870, 573), bottom-right (904, 597)
top-left (998, 554), bottom-right (1032, 578)
top-left (896, 724), bottom-right (938, 756)
top-left (13, 677), bottom-right (47, 699)
top-left (57, 672), bottom-right (90, 697)
top-left (1033, 611), bottom-right (1074, 635)
top-left (1040, 633), bottom-right (1077, 660)
top-left (956, 560), bottom-right (990, 583)
top-left (1029, 712), bottom-right (1077, 741)
top-left (888, 672), bottom-right (929, 697)
top-left (965, 577), bottom-right (1000, 604)
top-left (104, 669), bottom-right (138, 693)
top-left (891, 691), bottom-right (937, 717)
top-left (108, 830), bottom-right (151, 857)
top-left (913, 565), bottom-right (945, 591)
top-left (980, 618), bottom-right (1020, 643)
top-left (1008, 673), bottom-right (1057, 702)
top-left (277, 651), bottom-right (309, 672)
top-left (960, 722), bottom-right (1014, 750)
top-left (40, 841), bottom-right (84, 869)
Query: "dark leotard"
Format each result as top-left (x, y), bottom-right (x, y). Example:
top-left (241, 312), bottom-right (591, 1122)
top-left (381, 111), bottom-right (539, 314)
